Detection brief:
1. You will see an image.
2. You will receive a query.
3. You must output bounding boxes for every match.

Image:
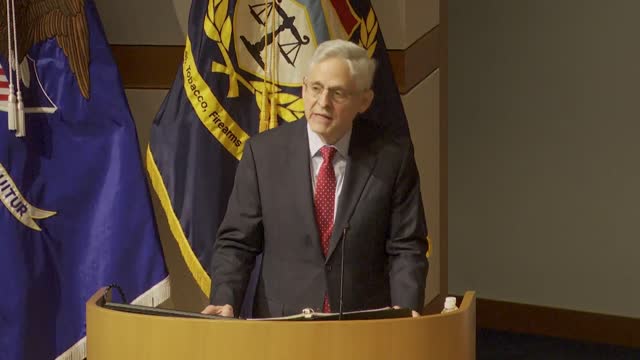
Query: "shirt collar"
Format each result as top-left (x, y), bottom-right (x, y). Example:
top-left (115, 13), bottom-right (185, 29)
top-left (307, 122), bottom-right (351, 159)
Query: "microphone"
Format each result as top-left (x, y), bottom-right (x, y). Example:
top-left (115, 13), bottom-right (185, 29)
top-left (338, 224), bottom-right (349, 320)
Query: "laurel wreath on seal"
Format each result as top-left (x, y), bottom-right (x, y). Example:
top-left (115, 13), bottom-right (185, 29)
top-left (203, 1), bottom-right (379, 127)
top-left (358, 8), bottom-right (379, 58)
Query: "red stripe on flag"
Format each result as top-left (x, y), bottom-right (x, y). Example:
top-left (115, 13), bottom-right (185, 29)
top-left (330, 0), bottom-right (359, 34)
top-left (0, 95), bottom-right (8, 101)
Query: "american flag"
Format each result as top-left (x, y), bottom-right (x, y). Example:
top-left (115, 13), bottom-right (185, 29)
top-left (0, 64), bottom-right (9, 103)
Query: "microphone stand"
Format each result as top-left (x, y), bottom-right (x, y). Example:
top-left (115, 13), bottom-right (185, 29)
top-left (339, 225), bottom-right (349, 320)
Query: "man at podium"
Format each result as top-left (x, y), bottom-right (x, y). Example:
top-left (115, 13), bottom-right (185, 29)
top-left (202, 39), bottom-right (428, 319)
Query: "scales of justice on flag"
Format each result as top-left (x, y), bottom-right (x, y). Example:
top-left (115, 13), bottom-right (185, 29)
top-left (233, 0), bottom-right (356, 85)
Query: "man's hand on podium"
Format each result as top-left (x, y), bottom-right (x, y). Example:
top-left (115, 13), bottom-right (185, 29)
top-left (393, 305), bottom-right (420, 317)
top-left (202, 304), bottom-right (234, 317)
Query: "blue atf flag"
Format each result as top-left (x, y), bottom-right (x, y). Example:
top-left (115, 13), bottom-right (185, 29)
top-left (148, 0), bottom-right (406, 315)
top-left (0, 1), bottom-right (169, 359)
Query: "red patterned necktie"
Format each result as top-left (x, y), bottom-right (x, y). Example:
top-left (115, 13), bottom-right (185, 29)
top-left (314, 146), bottom-right (336, 312)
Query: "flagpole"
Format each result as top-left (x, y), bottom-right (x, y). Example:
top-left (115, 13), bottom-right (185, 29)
top-left (10, 0), bottom-right (25, 137)
top-left (5, 0), bottom-right (16, 131)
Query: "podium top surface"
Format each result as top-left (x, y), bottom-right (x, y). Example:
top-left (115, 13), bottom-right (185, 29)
top-left (87, 289), bottom-right (476, 360)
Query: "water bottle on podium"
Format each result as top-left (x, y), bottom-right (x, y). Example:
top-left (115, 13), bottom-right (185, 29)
top-left (441, 296), bottom-right (459, 314)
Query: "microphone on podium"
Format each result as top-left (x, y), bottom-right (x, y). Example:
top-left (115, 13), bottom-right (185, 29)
top-left (338, 224), bottom-right (350, 320)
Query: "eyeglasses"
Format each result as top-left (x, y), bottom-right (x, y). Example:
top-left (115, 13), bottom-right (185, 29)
top-left (303, 78), bottom-right (361, 104)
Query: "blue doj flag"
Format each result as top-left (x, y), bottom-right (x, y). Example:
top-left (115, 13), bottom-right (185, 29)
top-left (148, 0), bottom-right (405, 316)
top-left (0, 1), bottom-right (169, 359)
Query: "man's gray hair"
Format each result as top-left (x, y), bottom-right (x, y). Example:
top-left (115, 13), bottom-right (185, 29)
top-left (307, 39), bottom-right (377, 90)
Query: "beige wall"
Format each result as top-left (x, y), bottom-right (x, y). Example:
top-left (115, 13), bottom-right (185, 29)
top-left (98, 0), bottom-right (444, 311)
top-left (450, 0), bottom-right (640, 318)
top-left (371, 0), bottom-right (439, 49)
top-left (402, 71), bottom-right (441, 306)
top-left (96, 0), bottom-right (188, 45)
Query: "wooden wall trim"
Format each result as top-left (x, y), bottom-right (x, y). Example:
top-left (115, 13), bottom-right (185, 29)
top-left (112, 45), bottom-right (183, 89)
top-left (466, 297), bottom-right (640, 348)
top-left (112, 30), bottom-right (440, 93)
top-left (388, 26), bottom-right (440, 94)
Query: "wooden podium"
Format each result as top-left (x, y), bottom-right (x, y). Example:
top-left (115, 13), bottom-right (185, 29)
top-left (87, 289), bottom-right (475, 359)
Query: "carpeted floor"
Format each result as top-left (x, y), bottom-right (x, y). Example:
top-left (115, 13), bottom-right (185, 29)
top-left (477, 328), bottom-right (640, 360)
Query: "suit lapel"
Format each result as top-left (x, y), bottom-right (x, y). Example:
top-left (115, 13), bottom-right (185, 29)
top-left (326, 121), bottom-right (378, 261)
top-left (288, 119), bottom-right (323, 257)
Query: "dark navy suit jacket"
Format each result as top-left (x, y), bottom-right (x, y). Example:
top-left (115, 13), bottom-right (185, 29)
top-left (209, 118), bottom-right (428, 317)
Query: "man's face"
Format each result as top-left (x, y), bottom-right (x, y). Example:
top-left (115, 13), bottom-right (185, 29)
top-left (303, 57), bottom-right (373, 144)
